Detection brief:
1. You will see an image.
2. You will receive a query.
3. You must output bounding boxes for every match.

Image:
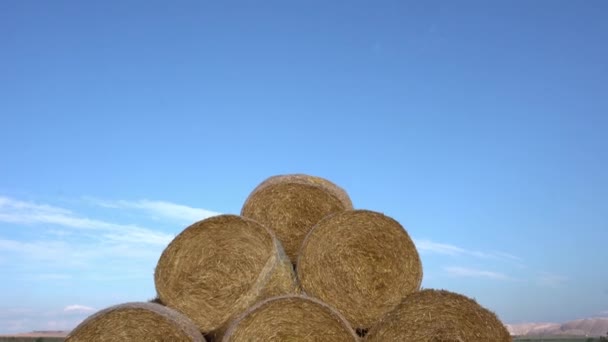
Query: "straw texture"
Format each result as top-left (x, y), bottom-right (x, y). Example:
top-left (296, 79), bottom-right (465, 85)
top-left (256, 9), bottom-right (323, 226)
top-left (241, 175), bottom-right (352, 262)
top-left (250, 174), bottom-right (354, 209)
top-left (154, 214), bottom-right (298, 334)
top-left (365, 289), bottom-right (512, 342)
top-left (221, 295), bottom-right (359, 342)
top-left (63, 174), bottom-right (513, 342)
top-left (297, 209), bottom-right (422, 330)
top-left (65, 302), bottom-right (204, 342)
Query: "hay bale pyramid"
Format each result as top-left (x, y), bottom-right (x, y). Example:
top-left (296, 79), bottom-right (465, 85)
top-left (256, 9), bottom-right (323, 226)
top-left (67, 174), bottom-right (512, 341)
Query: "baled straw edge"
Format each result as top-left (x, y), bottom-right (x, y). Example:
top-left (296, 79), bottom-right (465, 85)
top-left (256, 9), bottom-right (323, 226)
top-left (296, 209), bottom-right (424, 291)
top-left (221, 294), bottom-right (360, 341)
top-left (66, 302), bottom-right (203, 341)
top-left (241, 178), bottom-right (352, 217)
top-left (246, 174), bottom-right (353, 208)
top-left (155, 214), bottom-right (296, 333)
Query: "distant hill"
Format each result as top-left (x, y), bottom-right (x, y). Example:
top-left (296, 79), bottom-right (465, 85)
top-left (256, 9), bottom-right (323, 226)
top-left (506, 317), bottom-right (608, 337)
top-left (3, 319), bottom-right (608, 339)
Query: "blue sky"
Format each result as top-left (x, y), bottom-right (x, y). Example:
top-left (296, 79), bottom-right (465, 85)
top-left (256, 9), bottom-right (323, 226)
top-left (1, 0), bottom-right (607, 333)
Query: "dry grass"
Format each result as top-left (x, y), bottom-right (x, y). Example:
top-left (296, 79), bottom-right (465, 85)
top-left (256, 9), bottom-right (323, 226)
top-left (297, 209), bottom-right (422, 330)
top-left (221, 295), bottom-right (359, 342)
top-left (250, 174), bottom-right (353, 209)
top-left (241, 175), bottom-right (351, 262)
top-left (365, 289), bottom-right (512, 342)
top-left (65, 174), bottom-right (514, 342)
top-left (65, 302), bottom-right (204, 342)
top-left (154, 214), bottom-right (298, 335)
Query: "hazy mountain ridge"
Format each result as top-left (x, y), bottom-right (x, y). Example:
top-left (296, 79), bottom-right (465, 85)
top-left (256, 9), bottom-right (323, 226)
top-left (3, 319), bottom-right (608, 338)
top-left (506, 317), bottom-right (608, 337)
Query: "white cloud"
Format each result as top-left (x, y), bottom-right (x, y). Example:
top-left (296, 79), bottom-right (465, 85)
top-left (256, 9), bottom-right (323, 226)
top-left (0, 307), bottom-right (91, 333)
top-left (64, 305), bottom-right (95, 313)
top-left (444, 266), bottom-right (511, 280)
top-left (0, 196), bottom-right (172, 280)
top-left (0, 236), bottom-right (162, 273)
top-left (43, 319), bottom-right (80, 331)
top-left (415, 239), bottom-right (522, 262)
top-left (415, 239), bottom-right (475, 256)
top-left (1, 319), bottom-right (28, 333)
top-left (536, 273), bottom-right (568, 288)
top-left (491, 251), bottom-right (523, 262)
top-left (0, 196), bottom-right (174, 333)
top-left (0, 196), bottom-right (173, 245)
top-left (0, 196), bottom-right (72, 214)
top-left (0, 308), bottom-right (35, 317)
top-left (90, 198), bottom-right (220, 223)
top-left (0, 239), bottom-right (76, 264)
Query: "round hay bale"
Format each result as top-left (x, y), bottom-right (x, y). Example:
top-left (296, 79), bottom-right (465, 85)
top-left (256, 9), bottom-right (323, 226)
top-left (250, 174), bottom-right (354, 209)
top-left (221, 295), bottom-right (359, 342)
top-left (241, 174), bottom-right (352, 262)
top-left (365, 289), bottom-right (512, 342)
top-left (65, 302), bottom-right (204, 342)
top-left (154, 214), bottom-right (298, 334)
top-left (297, 209), bottom-right (422, 330)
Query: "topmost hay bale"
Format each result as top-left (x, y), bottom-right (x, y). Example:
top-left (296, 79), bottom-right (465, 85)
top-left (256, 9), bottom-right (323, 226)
top-left (250, 174), bottom-right (353, 209)
top-left (65, 302), bottom-right (205, 342)
top-left (221, 295), bottom-right (359, 342)
top-left (241, 174), bottom-right (353, 261)
top-left (297, 209), bottom-right (422, 330)
top-left (154, 214), bottom-right (298, 335)
top-left (365, 289), bottom-right (512, 342)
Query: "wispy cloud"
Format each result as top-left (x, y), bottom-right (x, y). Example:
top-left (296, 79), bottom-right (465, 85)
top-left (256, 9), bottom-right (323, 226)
top-left (0, 195), bottom-right (173, 282)
top-left (0, 196), bottom-right (172, 245)
top-left (1, 319), bottom-right (28, 334)
top-left (64, 305), bottom-right (95, 313)
top-left (444, 266), bottom-right (512, 281)
top-left (536, 273), bottom-right (568, 288)
top-left (0, 239), bottom-right (79, 265)
top-left (415, 239), bottom-right (522, 262)
top-left (89, 198), bottom-right (220, 223)
top-left (0, 236), bottom-right (162, 273)
top-left (491, 251), bottom-right (523, 262)
top-left (0, 195), bottom-right (181, 333)
top-left (0, 307), bottom-right (90, 333)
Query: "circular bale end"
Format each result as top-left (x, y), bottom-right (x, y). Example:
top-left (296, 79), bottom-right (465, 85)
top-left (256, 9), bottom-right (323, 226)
top-left (65, 302), bottom-right (204, 342)
top-left (297, 209), bottom-right (422, 330)
top-left (365, 289), bottom-right (512, 342)
top-left (154, 214), bottom-right (298, 334)
top-left (221, 295), bottom-right (359, 342)
top-left (241, 175), bottom-right (351, 261)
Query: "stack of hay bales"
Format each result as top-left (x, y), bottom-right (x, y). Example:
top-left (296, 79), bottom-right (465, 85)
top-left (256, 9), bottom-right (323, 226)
top-left (66, 174), bottom-right (511, 342)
